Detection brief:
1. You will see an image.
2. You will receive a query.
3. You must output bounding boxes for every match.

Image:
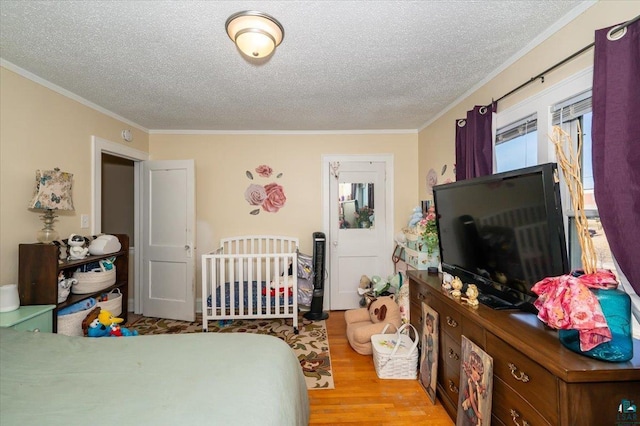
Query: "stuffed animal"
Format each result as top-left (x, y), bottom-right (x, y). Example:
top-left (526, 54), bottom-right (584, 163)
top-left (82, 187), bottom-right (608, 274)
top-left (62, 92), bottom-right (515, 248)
top-left (357, 275), bottom-right (373, 307)
top-left (109, 323), bottom-right (138, 337)
top-left (67, 234), bottom-right (89, 260)
top-left (83, 308), bottom-right (138, 337)
top-left (82, 307), bottom-right (110, 337)
top-left (407, 206), bottom-right (424, 228)
top-left (98, 309), bottom-right (124, 327)
top-left (57, 271), bottom-right (75, 303)
top-left (344, 295), bottom-right (402, 355)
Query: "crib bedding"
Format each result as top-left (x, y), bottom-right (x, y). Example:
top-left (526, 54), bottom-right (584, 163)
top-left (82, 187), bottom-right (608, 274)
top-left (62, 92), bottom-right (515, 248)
top-left (208, 280), bottom-right (295, 309)
top-left (0, 328), bottom-right (309, 426)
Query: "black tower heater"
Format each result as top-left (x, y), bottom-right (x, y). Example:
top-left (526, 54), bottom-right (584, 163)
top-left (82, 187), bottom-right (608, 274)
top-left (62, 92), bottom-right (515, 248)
top-left (303, 232), bottom-right (329, 321)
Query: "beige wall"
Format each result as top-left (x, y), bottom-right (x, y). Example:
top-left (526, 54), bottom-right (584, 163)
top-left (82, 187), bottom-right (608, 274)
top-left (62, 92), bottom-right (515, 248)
top-left (149, 133), bottom-right (418, 255)
top-left (0, 68), bottom-right (149, 284)
top-left (418, 1), bottom-right (640, 199)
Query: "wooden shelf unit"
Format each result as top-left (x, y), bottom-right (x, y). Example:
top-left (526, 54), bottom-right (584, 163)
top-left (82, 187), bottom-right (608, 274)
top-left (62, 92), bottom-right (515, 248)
top-left (407, 270), bottom-right (640, 426)
top-left (18, 234), bottom-right (129, 333)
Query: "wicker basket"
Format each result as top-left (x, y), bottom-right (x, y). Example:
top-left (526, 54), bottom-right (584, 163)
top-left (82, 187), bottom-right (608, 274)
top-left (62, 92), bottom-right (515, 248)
top-left (72, 267), bottom-right (116, 294)
top-left (371, 323), bottom-right (419, 379)
top-left (96, 288), bottom-right (123, 317)
top-left (57, 308), bottom-right (93, 336)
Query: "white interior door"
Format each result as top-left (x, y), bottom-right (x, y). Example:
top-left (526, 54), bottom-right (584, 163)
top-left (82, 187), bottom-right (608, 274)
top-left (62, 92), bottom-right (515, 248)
top-left (141, 160), bottom-right (196, 321)
top-left (329, 161), bottom-right (389, 310)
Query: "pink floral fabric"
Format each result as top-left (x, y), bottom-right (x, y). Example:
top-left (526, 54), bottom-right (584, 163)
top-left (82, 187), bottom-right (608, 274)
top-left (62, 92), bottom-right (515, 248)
top-left (531, 270), bottom-right (618, 351)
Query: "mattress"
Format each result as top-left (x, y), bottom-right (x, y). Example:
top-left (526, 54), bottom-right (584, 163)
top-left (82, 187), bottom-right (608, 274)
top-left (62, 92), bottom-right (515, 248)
top-left (0, 328), bottom-right (309, 426)
top-left (208, 281), bottom-right (295, 308)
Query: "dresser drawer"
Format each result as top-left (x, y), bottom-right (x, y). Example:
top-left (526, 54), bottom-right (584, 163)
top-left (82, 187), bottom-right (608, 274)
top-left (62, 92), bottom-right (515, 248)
top-left (462, 318), bottom-right (485, 350)
top-left (0, 305), bottom-right (54, 333)
top-left (409, 280), bottom-right (434, 331)
top-left (11, 313), bottom-right (53, 332)
top-left (429, 296), bottom-right (462, 343)
top-left (441, 361), bottom-right (461, 410)
top-left (493, 376), bottom-right (553, 426)
top-left (442, 332), bottom-right (462, 371)
top-left (487, 332), bottom-right (558, 423)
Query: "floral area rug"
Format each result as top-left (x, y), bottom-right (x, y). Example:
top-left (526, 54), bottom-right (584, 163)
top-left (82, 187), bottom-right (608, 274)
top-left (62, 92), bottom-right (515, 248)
top-left (128, 313), bottom-right (334, 390)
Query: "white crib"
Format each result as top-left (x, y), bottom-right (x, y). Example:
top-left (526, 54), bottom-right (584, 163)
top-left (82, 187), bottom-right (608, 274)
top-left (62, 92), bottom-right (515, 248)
top-left (201, 235), bottom-right (299, 333)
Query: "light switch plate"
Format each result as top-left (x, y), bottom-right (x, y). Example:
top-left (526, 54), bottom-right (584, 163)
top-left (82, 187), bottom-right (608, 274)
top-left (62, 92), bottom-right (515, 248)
top-left (80, 214), bottom-right (89, 229)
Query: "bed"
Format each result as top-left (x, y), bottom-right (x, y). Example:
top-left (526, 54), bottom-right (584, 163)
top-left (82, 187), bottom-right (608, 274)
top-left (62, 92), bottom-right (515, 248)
top-left (0, 327), bottom-right (310, 425)
top-left (202, 236), bottom-right (299, 333)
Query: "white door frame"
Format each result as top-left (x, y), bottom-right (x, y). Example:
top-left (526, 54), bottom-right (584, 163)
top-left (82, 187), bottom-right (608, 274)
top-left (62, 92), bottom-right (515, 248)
top-left (91, 136), bottom-right (149, 314)
top-left (321, 154), bottom-right (394, 309)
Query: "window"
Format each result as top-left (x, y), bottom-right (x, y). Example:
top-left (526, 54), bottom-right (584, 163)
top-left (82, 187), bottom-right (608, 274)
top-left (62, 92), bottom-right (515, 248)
top-left (495, 114), bottom-right (537, 173)
top-left (495, 69), bottom-right (639, 337)
top-left (552, 93), bottom-right (616, 274)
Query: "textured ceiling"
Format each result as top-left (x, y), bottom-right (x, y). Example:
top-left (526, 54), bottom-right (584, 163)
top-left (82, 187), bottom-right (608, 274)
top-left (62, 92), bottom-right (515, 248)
top-left (0, 1), bottom-right (587, 132)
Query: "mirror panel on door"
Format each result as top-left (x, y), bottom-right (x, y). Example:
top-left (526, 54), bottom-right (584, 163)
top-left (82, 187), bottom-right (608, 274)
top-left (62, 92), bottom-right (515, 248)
top-left (338, 183), bottom-right (374, 229)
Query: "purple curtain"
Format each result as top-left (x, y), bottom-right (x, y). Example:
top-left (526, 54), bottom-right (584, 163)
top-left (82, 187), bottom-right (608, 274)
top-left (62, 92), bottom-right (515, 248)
top-left (592, 20), bottom-right (640, 294)
top-left (455, 103), bottom-right (496, 181)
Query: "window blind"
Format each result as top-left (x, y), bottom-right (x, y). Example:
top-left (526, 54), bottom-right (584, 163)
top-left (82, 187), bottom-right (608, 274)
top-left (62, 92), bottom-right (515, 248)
top-left (496, 113), bottom-right (537, 145)
top-left (552, 90), bottom-right (592, 125)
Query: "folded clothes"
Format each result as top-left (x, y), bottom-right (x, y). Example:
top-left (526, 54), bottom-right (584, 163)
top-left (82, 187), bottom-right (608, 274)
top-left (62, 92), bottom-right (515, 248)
top-left (58, 297), bottom-right (96, 315)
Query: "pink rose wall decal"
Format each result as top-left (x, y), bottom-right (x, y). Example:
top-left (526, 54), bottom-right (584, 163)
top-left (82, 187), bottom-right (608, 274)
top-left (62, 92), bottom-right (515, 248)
top-left (245, 165), bottom-right (287, 215)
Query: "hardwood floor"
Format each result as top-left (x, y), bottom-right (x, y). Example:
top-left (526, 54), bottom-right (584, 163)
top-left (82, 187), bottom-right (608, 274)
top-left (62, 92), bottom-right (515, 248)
top-left (310, 311), bottom-right (454, 425)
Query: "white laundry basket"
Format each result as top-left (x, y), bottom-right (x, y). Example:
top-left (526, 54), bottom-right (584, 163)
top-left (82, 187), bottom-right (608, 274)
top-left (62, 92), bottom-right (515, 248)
top-left (371, 323), bottom-right (419, 379)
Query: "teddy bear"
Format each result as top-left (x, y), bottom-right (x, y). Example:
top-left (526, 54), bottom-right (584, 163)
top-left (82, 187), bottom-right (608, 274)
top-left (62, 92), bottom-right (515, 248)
top-left (344, 295), bottom-right (402, 355)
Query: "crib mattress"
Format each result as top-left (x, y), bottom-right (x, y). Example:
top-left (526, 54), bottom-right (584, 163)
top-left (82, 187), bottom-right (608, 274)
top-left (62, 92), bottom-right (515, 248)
top-left (208, 281), bottom-right (294, 308)
top-left (0, 328), bottom-right (309, 426)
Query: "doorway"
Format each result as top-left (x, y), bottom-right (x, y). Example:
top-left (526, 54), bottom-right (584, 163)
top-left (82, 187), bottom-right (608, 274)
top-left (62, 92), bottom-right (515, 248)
top-left (322, 155), bottom-right (394, 310)
top-left (92, 136), bottom-right (148, 313)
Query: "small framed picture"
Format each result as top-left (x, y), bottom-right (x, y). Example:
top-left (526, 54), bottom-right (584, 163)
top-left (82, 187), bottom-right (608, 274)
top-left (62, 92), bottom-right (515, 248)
top-left (456, 336), bottom-right (493, 426)
top-left (419, 302), bottom-right (439, 403)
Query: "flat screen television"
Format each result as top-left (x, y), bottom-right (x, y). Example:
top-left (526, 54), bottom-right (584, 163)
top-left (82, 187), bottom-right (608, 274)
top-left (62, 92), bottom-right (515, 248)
top-left (433, 163), bottom-right (569, 312)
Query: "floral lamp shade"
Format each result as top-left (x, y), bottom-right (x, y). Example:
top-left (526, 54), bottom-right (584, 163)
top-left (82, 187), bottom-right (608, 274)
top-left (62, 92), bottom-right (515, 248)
top-left (28, 168), bottom-right (74, 243)
top-left (28, 168), bottom-right (74, 211)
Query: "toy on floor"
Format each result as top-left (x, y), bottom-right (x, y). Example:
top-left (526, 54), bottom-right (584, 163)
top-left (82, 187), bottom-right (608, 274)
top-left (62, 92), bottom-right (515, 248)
top-left (83, 308), bottom-right (137, 337)
top-left (357, 273), bottom-right (403, 307)
top-left (345, 295), bottom-right (402, 355)
top-left (82, 307), bottom-right (110, 337)
top-left (109, 323), bottom-right (138, 337)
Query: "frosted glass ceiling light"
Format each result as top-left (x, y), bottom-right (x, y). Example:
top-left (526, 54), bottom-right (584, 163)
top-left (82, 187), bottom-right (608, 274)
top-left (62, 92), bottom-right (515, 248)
top-left (226, 11), bottom-right (284, 58)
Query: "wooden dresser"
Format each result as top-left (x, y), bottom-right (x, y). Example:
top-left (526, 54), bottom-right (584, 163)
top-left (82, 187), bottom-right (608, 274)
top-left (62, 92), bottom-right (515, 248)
top-left (408, 270), bottom-right (640, 426)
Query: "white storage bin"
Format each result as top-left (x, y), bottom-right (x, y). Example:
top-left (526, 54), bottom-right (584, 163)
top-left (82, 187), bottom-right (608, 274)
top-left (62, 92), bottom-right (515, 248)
top-left (96, 288), bottom-right (122, 317)
top-left (57, 308), bottom-right (92, 336)
top-left (371, 323), bottom-right (419, 379)
top-left (72, 267), bottom-right (116, 294)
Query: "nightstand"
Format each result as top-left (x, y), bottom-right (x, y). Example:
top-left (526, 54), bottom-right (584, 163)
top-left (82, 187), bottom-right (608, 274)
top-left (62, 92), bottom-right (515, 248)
top-left (0, 305), bottom-right (55, 332)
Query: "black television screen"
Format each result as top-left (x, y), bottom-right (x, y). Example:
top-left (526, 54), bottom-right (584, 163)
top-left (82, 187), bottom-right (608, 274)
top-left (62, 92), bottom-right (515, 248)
top-left (433, 163), bottom-right (569, 312)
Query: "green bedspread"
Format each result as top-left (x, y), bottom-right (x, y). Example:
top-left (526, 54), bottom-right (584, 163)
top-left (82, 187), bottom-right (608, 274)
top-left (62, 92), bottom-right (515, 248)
top-left (0, 327), bottom-right (309, 425)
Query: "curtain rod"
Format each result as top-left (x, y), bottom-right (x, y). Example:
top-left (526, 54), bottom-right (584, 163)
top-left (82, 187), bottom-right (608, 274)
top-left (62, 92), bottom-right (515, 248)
top-left (494, 14), bottom-right (640, 104)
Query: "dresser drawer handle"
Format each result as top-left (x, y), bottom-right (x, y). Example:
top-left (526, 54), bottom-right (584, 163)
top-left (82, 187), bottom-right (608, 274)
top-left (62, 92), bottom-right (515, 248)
top-left (446, 316), bottom-right (458, 328)
top-left (508, 363), bottom-right (530, 383)
top-left (510, 409), bottom-right (530, 426)
top-left (448, 348), bottom-right (460, 360)
top-left (32, 328), bottom-right (41, 333)
top-left (448, 380), bottom-right (459, 394)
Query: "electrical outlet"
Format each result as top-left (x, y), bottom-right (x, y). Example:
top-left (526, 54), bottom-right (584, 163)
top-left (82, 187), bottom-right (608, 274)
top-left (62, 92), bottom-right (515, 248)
top-left (80, 214), bottom-right (90, 229)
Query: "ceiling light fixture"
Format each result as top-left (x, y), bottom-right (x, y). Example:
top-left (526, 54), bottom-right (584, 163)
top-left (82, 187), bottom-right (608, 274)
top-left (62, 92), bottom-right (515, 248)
top-left (225, 11), bottom-right (284, 58)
